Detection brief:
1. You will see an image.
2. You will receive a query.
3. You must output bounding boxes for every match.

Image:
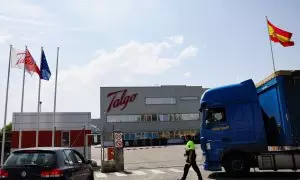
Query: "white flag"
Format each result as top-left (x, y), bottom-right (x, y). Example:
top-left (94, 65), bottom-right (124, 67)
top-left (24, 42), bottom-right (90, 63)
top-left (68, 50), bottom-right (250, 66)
top-left (10, 47), bottom-right (34, 75)
top-left (10, 47), bottom-right (25, 69)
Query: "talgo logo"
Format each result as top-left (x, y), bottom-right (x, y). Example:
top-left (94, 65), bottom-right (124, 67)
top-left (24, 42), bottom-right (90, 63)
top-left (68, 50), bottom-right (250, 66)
top-left (106, 89), bottom-right (138, 112)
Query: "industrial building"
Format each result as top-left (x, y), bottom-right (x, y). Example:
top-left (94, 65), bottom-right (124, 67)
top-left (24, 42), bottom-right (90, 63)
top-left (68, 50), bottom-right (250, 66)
top-left (98, 85), bottom-right (208, 146)
top-left (11, 85), bottom-right (208, 151)
top-left (11, 112), bottom-right (92, 158)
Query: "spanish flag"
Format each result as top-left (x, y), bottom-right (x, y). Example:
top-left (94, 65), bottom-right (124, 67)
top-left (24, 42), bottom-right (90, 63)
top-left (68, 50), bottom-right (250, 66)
top-left (267, 19), bottom-right (294, 47)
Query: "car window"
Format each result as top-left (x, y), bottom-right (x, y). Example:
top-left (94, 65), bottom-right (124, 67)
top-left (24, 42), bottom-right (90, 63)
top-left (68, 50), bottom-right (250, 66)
top-left (72, 150), bottom-right (85, 164)
top-left (4, 151), bottom-right (55, 167)
top-left (63, 150), bottom-right (78, 164)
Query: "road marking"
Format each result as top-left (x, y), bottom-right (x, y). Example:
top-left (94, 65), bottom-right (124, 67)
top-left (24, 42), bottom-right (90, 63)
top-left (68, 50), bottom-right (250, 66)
top-left (168, 168), bottom-right (183, 173)
top-left (95, 172), bottom-right (107, 178)
top-left (132, 170), bottom-right (147, 175)
top-left (149, 169), bottom-right (165, 174)
top-left (115, 172), bottom-right (127, 176)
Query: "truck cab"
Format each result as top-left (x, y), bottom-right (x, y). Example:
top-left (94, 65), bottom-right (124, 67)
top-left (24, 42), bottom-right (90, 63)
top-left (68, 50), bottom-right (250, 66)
top-left (199, 70), bottom-right (300, 175)
top-left (199, 79), bottom-right (268, 173)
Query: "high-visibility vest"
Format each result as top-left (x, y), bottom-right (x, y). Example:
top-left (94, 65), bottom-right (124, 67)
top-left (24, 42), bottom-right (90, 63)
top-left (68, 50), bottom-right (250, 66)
top-left (186, 140), bottom-right (195, 150)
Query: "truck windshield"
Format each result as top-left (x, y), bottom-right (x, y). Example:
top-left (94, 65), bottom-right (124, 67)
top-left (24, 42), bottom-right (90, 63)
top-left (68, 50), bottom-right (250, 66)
top-left (204, 107), bottom-right (226, 126)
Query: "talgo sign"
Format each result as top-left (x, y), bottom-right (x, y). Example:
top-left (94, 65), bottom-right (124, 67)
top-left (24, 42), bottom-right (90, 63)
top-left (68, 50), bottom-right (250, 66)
top-left (106, 89), bottom-right (138, 113)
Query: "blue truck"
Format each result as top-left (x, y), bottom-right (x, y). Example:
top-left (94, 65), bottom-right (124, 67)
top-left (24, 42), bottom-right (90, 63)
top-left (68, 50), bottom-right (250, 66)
top-left (199, 70), bottom-right (300, 176)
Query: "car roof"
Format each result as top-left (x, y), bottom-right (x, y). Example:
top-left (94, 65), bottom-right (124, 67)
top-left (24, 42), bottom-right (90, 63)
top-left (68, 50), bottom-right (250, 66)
top-left (12, 147), bottom-right (75, 152)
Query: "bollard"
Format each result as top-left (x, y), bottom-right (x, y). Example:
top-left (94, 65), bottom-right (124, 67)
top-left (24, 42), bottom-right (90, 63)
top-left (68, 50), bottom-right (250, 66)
top-left (114, 148), bottom-right (124, 171)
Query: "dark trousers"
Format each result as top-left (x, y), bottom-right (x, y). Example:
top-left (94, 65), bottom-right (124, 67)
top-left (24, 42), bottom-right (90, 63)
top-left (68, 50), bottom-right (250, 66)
top-left (180, 161), bottom-right (203, 180)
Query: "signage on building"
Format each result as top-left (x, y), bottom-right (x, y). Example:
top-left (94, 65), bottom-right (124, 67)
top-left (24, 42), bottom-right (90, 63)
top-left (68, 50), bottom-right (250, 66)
top-left (107, 89), bottom-right (138, 113)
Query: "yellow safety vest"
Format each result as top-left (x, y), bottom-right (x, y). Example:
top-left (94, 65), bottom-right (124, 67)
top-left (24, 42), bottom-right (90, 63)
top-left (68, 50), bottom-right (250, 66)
top-left (186, 140), bottom-right (195, 150)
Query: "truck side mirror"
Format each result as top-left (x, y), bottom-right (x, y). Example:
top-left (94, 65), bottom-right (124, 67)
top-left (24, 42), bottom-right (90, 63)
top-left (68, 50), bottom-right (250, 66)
top-left (199, 103), bottom-right (206, 112)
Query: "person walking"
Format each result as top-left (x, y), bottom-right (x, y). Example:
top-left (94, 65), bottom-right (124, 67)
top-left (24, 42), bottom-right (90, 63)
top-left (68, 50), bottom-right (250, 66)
top-left (178, 135), bottom-right (203, 180)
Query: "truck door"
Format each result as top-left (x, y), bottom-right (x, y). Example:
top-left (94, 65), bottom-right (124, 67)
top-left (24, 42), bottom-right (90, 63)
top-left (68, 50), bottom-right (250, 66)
top-left (202, 103), bottom-right (256, 154)
top-left (201, 106), bottom-right (230, 164)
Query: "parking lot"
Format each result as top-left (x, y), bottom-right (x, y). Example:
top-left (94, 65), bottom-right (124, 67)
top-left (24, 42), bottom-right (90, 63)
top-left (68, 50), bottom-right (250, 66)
top-left (91, 145), bottom-right (300, 180)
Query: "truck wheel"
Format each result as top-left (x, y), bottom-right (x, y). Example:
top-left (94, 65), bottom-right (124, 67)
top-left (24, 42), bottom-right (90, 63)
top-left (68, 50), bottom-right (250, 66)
top-left (223, 153), bottom-right (250, 177)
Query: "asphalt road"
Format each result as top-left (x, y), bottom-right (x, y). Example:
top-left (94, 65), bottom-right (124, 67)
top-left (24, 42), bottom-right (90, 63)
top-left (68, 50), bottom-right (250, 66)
top-left (91, 145), bottom-right (300, 180)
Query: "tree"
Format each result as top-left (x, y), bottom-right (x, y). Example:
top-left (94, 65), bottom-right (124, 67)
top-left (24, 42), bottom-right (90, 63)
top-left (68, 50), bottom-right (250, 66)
top-left (1, 122), bottom-right (12, 134)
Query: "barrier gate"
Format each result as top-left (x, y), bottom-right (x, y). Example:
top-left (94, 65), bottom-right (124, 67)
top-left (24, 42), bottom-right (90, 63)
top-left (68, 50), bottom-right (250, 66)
top-left (101, 130), bottom-right (124, 173)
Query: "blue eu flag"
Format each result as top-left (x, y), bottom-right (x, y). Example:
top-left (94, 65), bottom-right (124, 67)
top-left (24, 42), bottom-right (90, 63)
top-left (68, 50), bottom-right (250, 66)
top-left (40, 49), bottom-right (51, 80)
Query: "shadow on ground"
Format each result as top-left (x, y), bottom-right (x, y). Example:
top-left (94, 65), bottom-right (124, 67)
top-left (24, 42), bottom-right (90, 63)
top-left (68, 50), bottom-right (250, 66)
top-left (208, 172), bottom-right (300, 180)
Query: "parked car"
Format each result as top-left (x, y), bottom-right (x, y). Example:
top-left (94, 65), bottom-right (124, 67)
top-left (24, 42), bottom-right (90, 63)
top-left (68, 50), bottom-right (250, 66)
top-left (0, 147), bottom-right (94, 180)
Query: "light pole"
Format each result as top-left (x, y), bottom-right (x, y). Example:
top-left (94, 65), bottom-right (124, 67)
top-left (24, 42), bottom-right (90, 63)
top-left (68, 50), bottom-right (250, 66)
top-left (39, 101), bottom-right (42, 112)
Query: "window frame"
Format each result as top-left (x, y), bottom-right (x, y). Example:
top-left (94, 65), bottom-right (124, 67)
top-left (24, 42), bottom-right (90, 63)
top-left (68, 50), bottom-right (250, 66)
top-left (204, 107), bottom-right (227, 127)
top-left (145, 97), bottom-right (176, 105)
top-left (61, 130), bottom-right (71, 147)
top-left (71, 150), bottom-right (86, 164)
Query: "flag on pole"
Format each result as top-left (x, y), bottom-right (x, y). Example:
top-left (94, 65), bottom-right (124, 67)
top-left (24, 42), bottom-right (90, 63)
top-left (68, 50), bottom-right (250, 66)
top-left (267, 19), bottom-right (295, 47)
top-left (40, 49), bottom-right (51, 80)
top-left (36, 48), bottom-right (51, 147)
top-left (11, 48), bottom-right (41, 75)
top-left (10, 47), bottom-right (26, 69)
top-left (1, 45), bottom-right (13, 165)
top-left (24, 49), bottom-right (40, 76)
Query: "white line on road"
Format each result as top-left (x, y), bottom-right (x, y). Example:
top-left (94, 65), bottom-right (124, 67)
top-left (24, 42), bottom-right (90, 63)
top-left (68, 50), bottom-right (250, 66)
top-left (95, 172), bottom-right (107, 178)
top-left (132, 170), bottom-right (147, 175)
top-left (115, 172), bottom-right (127, 176)
top-left (168, 168), bottom-right (183, 173)
top-left (149, 169), bottom-right (166, 174)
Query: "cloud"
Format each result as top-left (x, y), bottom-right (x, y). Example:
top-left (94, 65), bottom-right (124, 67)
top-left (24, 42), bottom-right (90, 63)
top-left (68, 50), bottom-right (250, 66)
top-left (0, 15), bottom-right (55, 27)
top-left (0, 34), bottom-right (12, 44)
top-left (178, 45), bottom-right (198, 59)
top-left (0, 36), bottom-right (198, 124)
top-left (0, 0), bottom-right (52, 20)
top-left (184, 72), bottom-right (192, 78)
top-left (168, 36), bottom-right (184, 45)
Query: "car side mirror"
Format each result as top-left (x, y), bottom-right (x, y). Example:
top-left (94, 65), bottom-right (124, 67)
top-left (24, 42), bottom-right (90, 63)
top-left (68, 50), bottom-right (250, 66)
top-left (86, 159), bottom-right (97, 167)
top-left (64, 160), bottom-right (73, 165)
top-left (86, 159), bottom-right (92, 164)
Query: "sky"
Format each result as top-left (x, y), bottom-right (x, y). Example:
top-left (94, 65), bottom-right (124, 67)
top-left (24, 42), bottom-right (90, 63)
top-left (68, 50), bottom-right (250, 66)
top-left (0, 0), bottom-right (299, 126)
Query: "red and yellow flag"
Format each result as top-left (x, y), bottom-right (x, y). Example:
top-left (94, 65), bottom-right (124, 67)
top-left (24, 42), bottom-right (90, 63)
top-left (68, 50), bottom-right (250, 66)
top-left (267, 19), bottom-right (294, 47)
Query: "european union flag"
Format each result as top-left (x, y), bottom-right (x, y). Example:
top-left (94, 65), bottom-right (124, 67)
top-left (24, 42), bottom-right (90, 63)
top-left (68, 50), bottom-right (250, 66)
top-left (40, 49), bottom-right (51, 80)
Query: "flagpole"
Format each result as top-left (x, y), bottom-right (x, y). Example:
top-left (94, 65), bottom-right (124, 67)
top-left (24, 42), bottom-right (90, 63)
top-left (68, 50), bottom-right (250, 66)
top-left (36, 47), bottom-right (42, 147)
top-left (52, 47), bottom-right (59, 147)
top-left (265, 16), bottom-right (276, 73)
top-left (19, 46), bottom-right (27, 148)
top-left (1, 45), bottom-right (13, 165)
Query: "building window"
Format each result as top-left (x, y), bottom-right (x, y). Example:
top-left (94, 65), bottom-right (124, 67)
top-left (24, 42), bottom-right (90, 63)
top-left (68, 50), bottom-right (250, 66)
top-left (61, 131), bottom-right (70, 147)
top-left (107, 115), bottom-right (141, 122)
top-left (181, 113), bottom-right (200, 121)
top-left (180, 96), bottom-right (199, 100)
top-left (145, 97), bottom-right (176, 105)
top-left (152, 114), bottom-right (158, 121)
top-left (144, 114), bottom-right (152, 122)
top-left (106, 113), bottom-right (200, 123)
top-left (107, 116), bottom-right (119, 122)
top-left (159, 114), bottom-right (169, 121)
